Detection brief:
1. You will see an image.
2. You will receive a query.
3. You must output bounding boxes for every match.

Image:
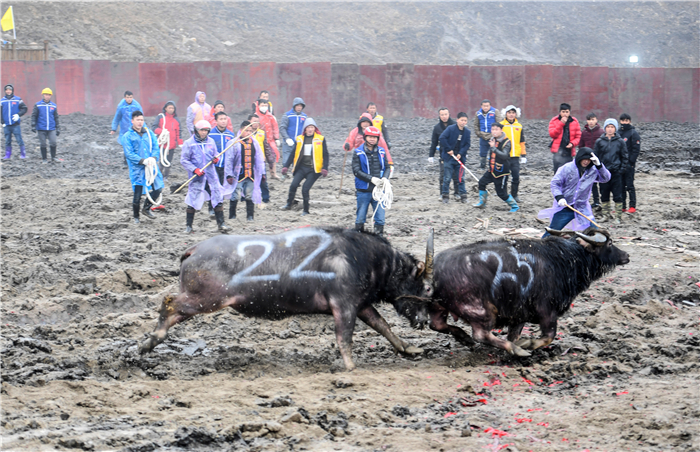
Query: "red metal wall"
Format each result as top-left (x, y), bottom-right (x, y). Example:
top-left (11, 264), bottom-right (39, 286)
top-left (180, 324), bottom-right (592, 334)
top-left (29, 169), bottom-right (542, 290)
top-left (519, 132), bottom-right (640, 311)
top-left (2, 61), bottom-right (696, 123)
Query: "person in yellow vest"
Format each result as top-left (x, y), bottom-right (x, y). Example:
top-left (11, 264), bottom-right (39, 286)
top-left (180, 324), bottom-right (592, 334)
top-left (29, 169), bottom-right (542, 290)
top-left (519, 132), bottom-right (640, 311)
top-left (246, 113), bottom-right (276, 206)
top-left (366, 102), bottom-right (391, 150)
top-left (280, 118), bottom-right (329, 216)
top-left (500, 105), bottom-right (527, 203)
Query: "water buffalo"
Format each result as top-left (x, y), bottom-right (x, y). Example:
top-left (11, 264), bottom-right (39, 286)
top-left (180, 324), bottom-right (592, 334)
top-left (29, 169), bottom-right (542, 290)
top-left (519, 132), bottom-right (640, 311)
top-left (429, 228), bottom-right (629, 357)
top-left (139, 227), bottom-right (435, 370)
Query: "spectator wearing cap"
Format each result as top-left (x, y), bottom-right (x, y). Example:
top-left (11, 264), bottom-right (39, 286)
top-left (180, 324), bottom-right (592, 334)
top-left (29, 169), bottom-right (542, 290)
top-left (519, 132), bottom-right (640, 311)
top-left (500, 105), bottom-right (526, 203)
top-left (549, 103), bottom-right (581, 174)
top-left (580, 112), bottom-right (605, 211)
top-left (593, 118), bottom-right (628, 225)
top-left (31, 88), bottom-right (60, 163)
top-left (279, 97), bottom-right (307, 171)
top-left (473, 99), bottom-right (501, 169)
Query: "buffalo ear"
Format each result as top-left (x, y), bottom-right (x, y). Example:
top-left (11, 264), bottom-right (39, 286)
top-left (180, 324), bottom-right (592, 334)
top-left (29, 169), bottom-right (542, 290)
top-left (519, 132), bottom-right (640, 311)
top-left (415, 261), bottom-right (426, 279)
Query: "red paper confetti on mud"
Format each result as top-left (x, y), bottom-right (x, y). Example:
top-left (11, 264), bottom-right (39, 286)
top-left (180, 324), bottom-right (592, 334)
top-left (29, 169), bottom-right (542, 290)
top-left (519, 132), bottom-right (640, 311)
top-left (484, 427), bottom-right (509, 437)
top-left (537, 422), bottom-right (549, 427)
top-left (527, 408), bottom-right (543, 412)
top-left (522, 377), bottom-right (534, 385)
top-left (515, 418), bottom-right (533, 423)
top-left (444, 412), bottom-right (458, 418)
top-left (547, 381), bottom-right (564, 387)
top-left (484, 379), bottom-right (501, 387)
top-left (615, 391), bottom-right (629, 396)
top-left (477, 399), bottom-right (488, 404)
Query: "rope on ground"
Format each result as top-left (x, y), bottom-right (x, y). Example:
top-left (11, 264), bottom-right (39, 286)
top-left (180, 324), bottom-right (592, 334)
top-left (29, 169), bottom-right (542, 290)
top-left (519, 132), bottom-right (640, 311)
top-left (157, 121), bottom-right (171, 168)
top-left (371, 178), bottom-right (393, 221)
top-left (143, 157), bottom-right (163, 206)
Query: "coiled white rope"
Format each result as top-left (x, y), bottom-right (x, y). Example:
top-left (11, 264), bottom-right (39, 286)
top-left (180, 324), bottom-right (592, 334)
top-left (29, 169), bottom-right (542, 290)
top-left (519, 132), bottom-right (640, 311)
top-left (143, 156), bottom-right (162, 206)
top-left (371, 178), bottom-right (393, 220)
top-left (157, 114), bottom-right (171, 168)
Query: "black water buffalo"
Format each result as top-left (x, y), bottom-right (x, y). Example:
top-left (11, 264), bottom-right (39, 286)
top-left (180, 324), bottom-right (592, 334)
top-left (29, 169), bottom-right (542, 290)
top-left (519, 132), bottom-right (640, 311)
top-left (429, 228), bottom-right (629, 356)
top-left (139, 227), bottom-right (434, 370)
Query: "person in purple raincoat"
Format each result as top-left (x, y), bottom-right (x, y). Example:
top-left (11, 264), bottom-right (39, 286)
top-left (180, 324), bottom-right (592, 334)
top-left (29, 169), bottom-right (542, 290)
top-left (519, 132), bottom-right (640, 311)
top-left (222, 120), bottom-right (264, 222)
top-left (186, 91), bottom-right (211, 136)
top-left (540, 147), bottom-right (611, 237)
top-left (180, 120), bottom-right (230, 233)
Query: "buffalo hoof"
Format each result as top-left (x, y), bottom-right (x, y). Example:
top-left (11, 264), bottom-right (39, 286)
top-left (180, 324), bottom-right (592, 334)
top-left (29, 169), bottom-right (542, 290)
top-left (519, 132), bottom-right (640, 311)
top-left (402, 345), bottom-right (424, 355)
top-left (514, 338), bottom-right (533, 349)
top-left (138, 337), bottom-right (156, 354)
top-left (510, 344), bottom-right (532, 357)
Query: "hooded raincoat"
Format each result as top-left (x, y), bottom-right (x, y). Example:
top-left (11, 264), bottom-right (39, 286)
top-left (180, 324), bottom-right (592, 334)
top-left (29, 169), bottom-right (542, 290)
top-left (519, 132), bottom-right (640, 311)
top-left (538, 149), bottom-right (611, 230)
top-left (122, 126), bottom-right (164, 192)
top-left (180, 134), bottom-right (223, 210)
top-left (111, 98), bottom-right (143, 144)
top-left (186, 91), bottom-right (212, 135)
top-left (222, 135), bottom-right (264, 205)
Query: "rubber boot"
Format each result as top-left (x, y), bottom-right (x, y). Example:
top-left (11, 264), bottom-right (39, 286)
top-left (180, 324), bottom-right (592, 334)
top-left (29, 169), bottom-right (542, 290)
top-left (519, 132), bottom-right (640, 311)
top-left (473, 190), bottom-right (488, 208)
top-left (208, 202), bottom-right (215, 218)
top-left (3, 146), bottom-right (11, 160)
top-left (19, 146), bottom-right (26, 159)
top-left (355, 223), bottom-right (365, 232)
top-left (598, 202), bottom-right (611, 223)
top-left (50, 146), bottom-right (57, 162)
top-left (441, 194), bottom-right (449, 204)
top-left (613, 202), bottom-right (623, 225)
top-left (132, 204), bottom-right (141, 224)
top-left (506, 195), bottom-right (519, 213)
top-left (215, 210), bottom-right (231, 232)
top-left (459, 194), bottom-right (468, 204)
top-left (301, 199), bottom-right (310, 216)
top-left (374, 224), bottom-right (385, 237)
top-left (246, 200), bottom-right (254, 221)
top-left (185, 212), bottom-right (195, 233)
top-left (229, 201), bottom-right (237, 219)
top-left (40, 147), bottom-right (47, 163)
top-left (141, 199), bottom-right (156, 219)
top-left (479, 156), bottom-right (486, 169)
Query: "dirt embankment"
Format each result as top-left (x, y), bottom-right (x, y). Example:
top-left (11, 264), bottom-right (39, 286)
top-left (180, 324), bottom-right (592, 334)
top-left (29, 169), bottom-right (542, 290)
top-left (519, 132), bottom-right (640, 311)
top-left (1, 115), bottom-right (699, 451)
top-left (7, 1), bottom-right (700, 67)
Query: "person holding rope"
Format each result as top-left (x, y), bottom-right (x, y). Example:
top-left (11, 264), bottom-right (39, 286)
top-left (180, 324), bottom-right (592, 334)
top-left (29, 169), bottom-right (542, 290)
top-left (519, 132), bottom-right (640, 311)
top-left (352, 126), bottom-right (389, 236)
top-left (280, 118), bottom-right (328, 216)
top-left (473, 123), bottom-right (519, 212)
top-left (438, 112), bottom-right (470, 204)
top-left (223, 120), bottom-right (265, 222)
top-left (540, 147), bottom-right (610, 237)
top-left (122, 111), bottom-right (164, 224)
top-left (152, 101), bottom-right (183, 181)
top-left (180, 120), bottom-right (229, 233)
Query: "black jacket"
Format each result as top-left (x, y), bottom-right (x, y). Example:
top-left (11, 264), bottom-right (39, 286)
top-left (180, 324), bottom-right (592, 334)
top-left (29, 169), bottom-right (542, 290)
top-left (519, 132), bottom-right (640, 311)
top-left (619, 124), bottom-right (641, 165)
top-left (594, 134), bottom-right (628, 173)
top-left (352, 145), bottom-right (385, 192)
top-left (430, 118), bottom-right (455, 158)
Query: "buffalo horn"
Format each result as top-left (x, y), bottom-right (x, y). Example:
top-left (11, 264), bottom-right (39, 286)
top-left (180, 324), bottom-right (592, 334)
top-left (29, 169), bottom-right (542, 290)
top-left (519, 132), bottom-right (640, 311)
top-left (575, 231), bottom-right (608, 246)
top-left (425, 228), bottom-right (434, 281)
top-left (545, 227), bottom-right (576, 237)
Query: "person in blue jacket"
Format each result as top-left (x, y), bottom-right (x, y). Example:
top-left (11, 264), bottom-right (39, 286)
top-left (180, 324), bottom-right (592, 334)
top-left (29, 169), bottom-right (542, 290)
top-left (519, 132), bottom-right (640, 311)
top-left (1, 84), bottom-right (28, 160)
top-left (111, 91), bottom-right (142, 167)
top-left (438, 112), bottom-right (471, 203)
top-left (209, 111), bottom-right (236, 217)
top-left (122, 110), bottom-right (164, 224)
top-left (31, 88), bottom-right (60, 163)
top-left (279, 97), bottom-right (307, 169)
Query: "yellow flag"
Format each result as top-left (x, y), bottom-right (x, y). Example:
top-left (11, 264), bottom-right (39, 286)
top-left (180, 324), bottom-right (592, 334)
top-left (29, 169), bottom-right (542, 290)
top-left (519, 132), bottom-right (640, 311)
top-left (1, 6), bottom-right (15, 32)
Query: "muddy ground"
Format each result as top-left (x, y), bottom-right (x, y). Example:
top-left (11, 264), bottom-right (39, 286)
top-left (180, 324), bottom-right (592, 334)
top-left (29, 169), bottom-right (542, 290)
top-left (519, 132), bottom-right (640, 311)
top-left (1, 115), bottom-right (699, 452)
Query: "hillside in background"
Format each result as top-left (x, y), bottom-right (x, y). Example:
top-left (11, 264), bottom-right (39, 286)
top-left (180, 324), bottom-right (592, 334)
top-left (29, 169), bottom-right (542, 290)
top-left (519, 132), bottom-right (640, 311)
top-left (6, 1), bottom-right (699, 67)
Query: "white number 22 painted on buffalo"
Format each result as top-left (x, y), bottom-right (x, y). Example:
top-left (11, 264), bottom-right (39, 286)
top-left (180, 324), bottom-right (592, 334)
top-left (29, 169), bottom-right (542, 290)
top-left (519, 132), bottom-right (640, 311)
top-left (229, 229), bottom-right (336, 286)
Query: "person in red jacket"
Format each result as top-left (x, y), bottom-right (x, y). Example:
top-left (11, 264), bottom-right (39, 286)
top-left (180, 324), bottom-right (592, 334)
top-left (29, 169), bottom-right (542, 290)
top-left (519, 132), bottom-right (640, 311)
top-left (579, 112), bottom-right (604, 210)
top-left (152, 101), bottom-right (183, 181)
top-left (344, 113), bottom-right (394, 169)
top-left (255, 99), bottom-right (280, 165)
top-left (205, 100), bottom-right (233, 132)
top-left (549, 103), bottom-right (581, 174)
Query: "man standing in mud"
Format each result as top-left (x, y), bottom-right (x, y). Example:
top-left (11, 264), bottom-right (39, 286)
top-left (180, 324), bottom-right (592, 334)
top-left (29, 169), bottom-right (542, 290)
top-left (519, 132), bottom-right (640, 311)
top-left (1, 84), bottom-right (28, 160)
top-left (248, 113), bottom-right (275, 204)
top-left (473, 100), bottom-right (501, 169)
top-left (549, 103), bottom-right (581, 174)
top-left (438, 112), bottom-right (470, 204)
top-left (428, 107), bottom-right (458, 198)
top-left (111, 91), bottom-right (142, 168)
top-left (366, 102), bottom-right (391, 150)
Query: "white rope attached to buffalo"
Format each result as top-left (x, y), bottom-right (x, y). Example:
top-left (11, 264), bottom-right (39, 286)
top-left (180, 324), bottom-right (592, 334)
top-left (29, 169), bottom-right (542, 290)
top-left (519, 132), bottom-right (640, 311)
top-left (371, 178), bottom-right (393, 221)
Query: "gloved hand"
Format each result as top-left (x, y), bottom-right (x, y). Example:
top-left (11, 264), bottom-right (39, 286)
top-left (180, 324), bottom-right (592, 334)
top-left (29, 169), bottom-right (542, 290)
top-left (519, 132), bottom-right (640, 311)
top-left (226, 176), bottom-right (234, 185)
top-left (428, 157), bottom-right (434, 164)
top-left (371, 177), bottom-right (382, 187)
top-left (321, 169), bottom-right (328, 177)
top-left (56, 130), bottom-right (60, 137)
top-left (212, 157), bottom-right (219, 164)
top-left (138, 159), bottom-right (145, 165)
top-left (12, 114), bottom-right (19, 122)
top-left (194, 168), bottom-right (204, 177)
top-left (286, 138), bottom-right (294, 146)
top-left (275, 139), bottom-right (281, 147)
top-left (557, 198), bottom-right (568, 207)
top-left (389, 166), bottom-right (394, 178)
top-left (520, 157), bottom-right (527, 164)
top-left (590, 153), bottom-right (600, 166)
top-left (344, 142), bottom-right (351, 151)
top-left (281, 167), bottom-right (288, 176)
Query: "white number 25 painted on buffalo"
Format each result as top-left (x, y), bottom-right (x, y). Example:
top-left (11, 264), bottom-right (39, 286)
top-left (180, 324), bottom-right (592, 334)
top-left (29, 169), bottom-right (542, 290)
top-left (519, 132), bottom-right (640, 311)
top-left (229, 229), bottom-right (336, 286)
